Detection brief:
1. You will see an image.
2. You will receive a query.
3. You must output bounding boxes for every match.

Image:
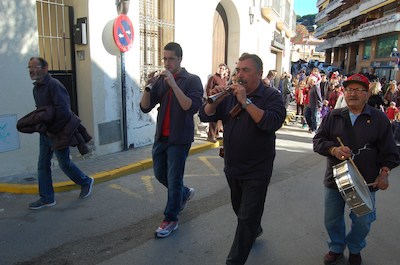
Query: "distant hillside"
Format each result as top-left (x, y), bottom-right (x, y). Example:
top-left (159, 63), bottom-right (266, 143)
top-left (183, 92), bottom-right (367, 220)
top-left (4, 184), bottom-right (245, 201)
top-left (297, 14), bottom-right (317, 33)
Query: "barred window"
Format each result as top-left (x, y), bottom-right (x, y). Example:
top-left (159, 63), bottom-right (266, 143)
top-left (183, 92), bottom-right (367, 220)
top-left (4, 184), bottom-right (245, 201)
top-left (139, 0), bottom-right (175, 89)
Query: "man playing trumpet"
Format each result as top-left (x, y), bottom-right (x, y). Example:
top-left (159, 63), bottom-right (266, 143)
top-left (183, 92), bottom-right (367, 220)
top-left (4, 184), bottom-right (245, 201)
top-left (199, 53), bottom-right (286, 265)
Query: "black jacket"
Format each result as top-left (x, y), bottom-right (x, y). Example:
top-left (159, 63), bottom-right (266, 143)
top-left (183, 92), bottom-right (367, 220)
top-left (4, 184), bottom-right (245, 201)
top-left (313, 105), bottom-right (400, 191)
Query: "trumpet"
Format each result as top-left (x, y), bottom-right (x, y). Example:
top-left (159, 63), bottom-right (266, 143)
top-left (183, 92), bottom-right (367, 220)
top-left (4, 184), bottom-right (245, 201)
top-left (207, 86), bottom-right (233, 104)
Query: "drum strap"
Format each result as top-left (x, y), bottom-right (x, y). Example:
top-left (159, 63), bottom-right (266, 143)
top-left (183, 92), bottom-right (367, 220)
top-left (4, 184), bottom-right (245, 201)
top-left (341, 108), bottom-right (359, 150)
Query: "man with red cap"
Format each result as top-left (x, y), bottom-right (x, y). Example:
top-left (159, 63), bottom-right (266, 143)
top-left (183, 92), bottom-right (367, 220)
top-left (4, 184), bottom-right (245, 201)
top-left (313, 74), bottom-right (400, 265)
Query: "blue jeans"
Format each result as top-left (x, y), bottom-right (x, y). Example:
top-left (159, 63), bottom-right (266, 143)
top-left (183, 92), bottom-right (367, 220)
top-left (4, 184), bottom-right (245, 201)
top-left (304, 106), bottom-right (318, 131)
top-left (324, 187), bottom-right (376, 254)
top-left (152, 140), bottom-right (191, 222)
top-left (38, 134), bottom-right (91, 202)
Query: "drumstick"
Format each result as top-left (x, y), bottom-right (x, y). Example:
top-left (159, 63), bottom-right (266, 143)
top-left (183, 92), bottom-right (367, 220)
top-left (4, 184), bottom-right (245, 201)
top-left (336, 137), bottom-right (367, 185)
top-left (336, 137), bottom-right (381, 188)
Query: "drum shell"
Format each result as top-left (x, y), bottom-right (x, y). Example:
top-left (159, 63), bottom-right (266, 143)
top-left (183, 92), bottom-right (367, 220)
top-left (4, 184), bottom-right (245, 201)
top-left (332, 161), bottom-right (374, 217)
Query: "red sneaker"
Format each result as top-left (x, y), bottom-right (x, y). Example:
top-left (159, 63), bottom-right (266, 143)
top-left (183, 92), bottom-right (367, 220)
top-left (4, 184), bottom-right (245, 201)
top-left (324, 251), bottom-right (344, 265)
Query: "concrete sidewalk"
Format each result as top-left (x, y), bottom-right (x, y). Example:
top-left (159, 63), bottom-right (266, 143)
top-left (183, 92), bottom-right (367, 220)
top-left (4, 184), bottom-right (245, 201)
top-left (0, 137), bottom-right (222, 194)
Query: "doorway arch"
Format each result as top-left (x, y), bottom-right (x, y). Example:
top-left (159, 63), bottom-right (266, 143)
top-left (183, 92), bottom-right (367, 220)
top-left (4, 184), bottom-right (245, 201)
top-left (211, 4), bottom-right (229, 74)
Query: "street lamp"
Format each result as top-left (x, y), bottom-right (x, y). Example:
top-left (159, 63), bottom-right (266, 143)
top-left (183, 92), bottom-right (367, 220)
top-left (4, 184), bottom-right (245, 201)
top-left (249, 6), bottom-right (255, 24)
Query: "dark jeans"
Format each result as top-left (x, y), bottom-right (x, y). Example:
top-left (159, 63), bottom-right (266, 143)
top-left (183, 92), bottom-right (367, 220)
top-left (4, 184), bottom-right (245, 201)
top-left (304, 106), bottom-right (318, 131)
top-left (226, 178), bottom-right (270, 265)
top-left (296, 104), bottom-right (304, 116)
top-left (152, 140), bottom-right (191, 222)
top-left (38, 134), bottom-right (91, 202)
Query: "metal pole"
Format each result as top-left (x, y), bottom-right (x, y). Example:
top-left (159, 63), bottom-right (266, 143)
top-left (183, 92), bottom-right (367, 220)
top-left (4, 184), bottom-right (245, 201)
top-left (120, 52), bottom-right (128, 150)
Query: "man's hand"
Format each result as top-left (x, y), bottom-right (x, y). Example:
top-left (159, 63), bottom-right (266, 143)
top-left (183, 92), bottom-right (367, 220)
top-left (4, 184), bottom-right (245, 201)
top-left (373, 172), bottom-right (389, 190)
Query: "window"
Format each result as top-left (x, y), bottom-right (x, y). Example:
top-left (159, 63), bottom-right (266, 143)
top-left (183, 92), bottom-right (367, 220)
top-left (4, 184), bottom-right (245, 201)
top-left (376, 35), bottom-right (398, 58)
top-left (363, 41), bottom-right (371, 60)
top-left (139, 0), bottom-right (175, 89)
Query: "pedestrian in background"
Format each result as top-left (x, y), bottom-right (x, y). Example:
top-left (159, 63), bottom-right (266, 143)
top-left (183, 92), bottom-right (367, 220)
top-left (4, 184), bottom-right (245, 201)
top-left (383, 80), bottom-right (399, 107)
top-left (325, 83), bottom-right (335, 109)
top-left (23, 57), bottom-right (94, 210)
top-left (199, 53), bottom-right (286, 265)
top-left (313, 73), bottom-right (400, 265)
top-left (391, 112), bottom-right (400, 149)
top-left (205, 63), bottom-right (228, 142)
top-left (282, 73), bottom-right (292, 108)
top-left (385, 101), bottom-right (399, 122)
top-left (295, 80), bottom-right (305, 117)
top-left (320, 99), bottom-right (330, 119)
top-left (263, 69), bottom-right (277, 89)
top-left (140, 42), bottom-right (203, 238)
top-left (367, 81), bottom-right (384, 111)
top-left (304, 75), bottom-right (322, 133)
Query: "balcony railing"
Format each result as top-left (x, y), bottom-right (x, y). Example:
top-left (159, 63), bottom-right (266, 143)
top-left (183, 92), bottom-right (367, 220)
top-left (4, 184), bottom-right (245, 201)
top-left (261, 0), bottom-right (281, 21)
top-left (317, 0), bottom-right (388, 37)
top-left (315, 8), bottom-right (327, 22)
top-left (337, 3), bottom-right (360, 25)
top-left (359, 0), bottom-right (385, 14)
top-left (314, 24), bottom-right (326, 38)
top-left (316, 0), bottom-right (326, 8)
top-left (323, 17), bottom-right (339, 33)
top-left (316, 13), bottom-right (400, 51)
top-left (358, 13), bottom-right (400, 39)
top-left (325, 0), bottom-right (343, 14)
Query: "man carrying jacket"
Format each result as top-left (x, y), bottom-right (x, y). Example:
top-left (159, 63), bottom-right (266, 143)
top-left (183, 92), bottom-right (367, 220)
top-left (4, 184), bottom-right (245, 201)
top-left (26, 57), bottom-right (94, 210)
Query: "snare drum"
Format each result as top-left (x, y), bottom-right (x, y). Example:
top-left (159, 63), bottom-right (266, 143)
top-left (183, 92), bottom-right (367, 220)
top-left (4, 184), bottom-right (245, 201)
top-left (332, 161), bottom-right (374, 217)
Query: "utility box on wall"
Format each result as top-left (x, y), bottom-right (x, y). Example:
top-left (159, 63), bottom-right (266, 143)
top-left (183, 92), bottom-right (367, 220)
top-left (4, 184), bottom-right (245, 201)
top-left (74, 17), bottom-right (87, 45)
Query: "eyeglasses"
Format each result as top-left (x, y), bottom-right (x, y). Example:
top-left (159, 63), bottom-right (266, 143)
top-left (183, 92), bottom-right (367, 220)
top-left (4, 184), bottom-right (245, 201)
top-left (162, 57), bottom-right (178, 62)
top-left (344, 87), bottom-right (368, 94)
top-left (27, 66), bottom-right (42, 69)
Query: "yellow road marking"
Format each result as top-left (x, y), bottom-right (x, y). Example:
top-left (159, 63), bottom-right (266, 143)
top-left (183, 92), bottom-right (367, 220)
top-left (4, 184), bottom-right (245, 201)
top-left (109, 183), bottom-right (143, 199)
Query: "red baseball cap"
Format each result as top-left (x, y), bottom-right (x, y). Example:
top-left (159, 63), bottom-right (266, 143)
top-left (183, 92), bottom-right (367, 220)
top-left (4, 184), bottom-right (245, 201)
top-left (343, 74), bottom-right (370, 90)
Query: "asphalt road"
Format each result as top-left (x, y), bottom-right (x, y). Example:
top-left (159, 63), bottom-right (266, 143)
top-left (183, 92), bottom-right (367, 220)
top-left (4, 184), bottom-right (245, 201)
top-left (1, 123), bottom-right (399, 265)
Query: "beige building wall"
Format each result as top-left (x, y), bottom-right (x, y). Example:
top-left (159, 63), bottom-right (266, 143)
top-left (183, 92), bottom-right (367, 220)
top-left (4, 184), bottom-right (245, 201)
top-left (0, 0), bottom-right (295, 181)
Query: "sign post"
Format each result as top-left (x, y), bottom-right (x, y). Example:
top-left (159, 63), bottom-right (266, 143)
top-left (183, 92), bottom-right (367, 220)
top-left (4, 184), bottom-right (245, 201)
top-left (112, 14), bottom-right (134, 150)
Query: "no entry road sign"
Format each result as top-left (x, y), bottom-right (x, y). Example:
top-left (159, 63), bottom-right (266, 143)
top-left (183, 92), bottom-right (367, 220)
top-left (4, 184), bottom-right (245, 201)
top-left (113, 14), bottom-right (134, 52)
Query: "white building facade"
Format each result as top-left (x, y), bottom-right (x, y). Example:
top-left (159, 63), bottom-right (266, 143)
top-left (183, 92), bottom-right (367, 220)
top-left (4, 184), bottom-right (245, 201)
top-left (0, 0), bottom-right (295, 181)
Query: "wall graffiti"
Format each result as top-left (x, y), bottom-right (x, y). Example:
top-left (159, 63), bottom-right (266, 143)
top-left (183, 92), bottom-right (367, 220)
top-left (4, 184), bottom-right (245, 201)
top-left (0, 114), bottom-right (20, 153)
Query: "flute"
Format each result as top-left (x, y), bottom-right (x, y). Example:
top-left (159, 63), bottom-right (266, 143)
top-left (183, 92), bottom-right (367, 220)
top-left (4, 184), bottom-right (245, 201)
top-left (207, 87), bottom-right (233, 104)
top-left (145, 71), bottom-right (163, 92)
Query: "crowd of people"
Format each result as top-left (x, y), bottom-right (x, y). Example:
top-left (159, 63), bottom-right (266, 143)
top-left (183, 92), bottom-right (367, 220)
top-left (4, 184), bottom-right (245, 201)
top-left (278, 67), bottom-right (400, 141)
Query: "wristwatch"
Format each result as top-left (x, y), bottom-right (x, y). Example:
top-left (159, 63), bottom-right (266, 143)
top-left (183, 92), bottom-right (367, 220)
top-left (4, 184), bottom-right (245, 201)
top-left (242, 98), bottom-right (252, 109)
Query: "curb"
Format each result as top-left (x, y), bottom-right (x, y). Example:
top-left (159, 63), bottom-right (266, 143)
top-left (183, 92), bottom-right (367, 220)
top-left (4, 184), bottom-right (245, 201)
top-left (0, 141), bottom-right (222, 195)
top-left (284, 111), bottom-right (296, 125)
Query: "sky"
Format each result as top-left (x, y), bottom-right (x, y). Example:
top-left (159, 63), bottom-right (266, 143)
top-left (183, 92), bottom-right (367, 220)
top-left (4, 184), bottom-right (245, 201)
top-left (294, 0), bottom-right (318, 16)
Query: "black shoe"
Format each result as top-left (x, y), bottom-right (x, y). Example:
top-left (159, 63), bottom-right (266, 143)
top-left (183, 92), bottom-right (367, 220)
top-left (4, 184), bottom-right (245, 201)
top-left (256, 226), bottom-right (263, 238)
top-left (79, 177), bottom-right (94, 199)
top-left (28, 199), bottom-right (56, 210)
top-left (348, 253), bottom-right (361, 265)
top-left (324, 251), bottom-right (344, 265)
